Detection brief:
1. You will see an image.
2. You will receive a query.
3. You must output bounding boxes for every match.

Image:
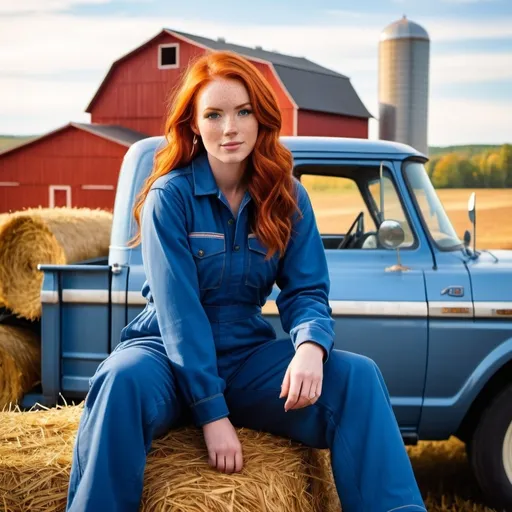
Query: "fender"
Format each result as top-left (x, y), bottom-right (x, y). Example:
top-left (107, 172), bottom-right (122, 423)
top-left (419, 335), bottom-right (512, 439)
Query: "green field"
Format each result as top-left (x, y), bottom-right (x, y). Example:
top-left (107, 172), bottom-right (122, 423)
top-left (0, 135), bottom-right (35, 152)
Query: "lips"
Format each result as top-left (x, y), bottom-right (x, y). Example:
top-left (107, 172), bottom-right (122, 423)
top-left (221, 142), bottom-right (242, 147)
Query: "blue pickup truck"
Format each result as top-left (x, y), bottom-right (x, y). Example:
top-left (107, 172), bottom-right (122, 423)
top-left (22, 136), bottom-right (512, 507)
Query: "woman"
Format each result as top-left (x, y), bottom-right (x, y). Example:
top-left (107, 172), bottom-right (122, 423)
top-left (66, 51), bottom-right (426, 512)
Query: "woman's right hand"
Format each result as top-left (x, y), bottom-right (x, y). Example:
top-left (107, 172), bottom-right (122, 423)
top-left (202, 417), bottom-right (243, 474)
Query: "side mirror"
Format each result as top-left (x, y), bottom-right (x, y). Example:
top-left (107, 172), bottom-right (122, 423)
top-left (468, 192), bottom-right (476, 224)
top-left (377, 220), bottom-right (410, 272)
top-left (377, 219), bottom-right (405, 249)
top-left (467, 192), bottom-right (476, 253)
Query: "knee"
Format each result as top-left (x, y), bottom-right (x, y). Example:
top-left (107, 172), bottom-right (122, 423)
top-left (326, 350), bottom-right (382, 390)
top-left (87, 350), bottom-right (147, 405)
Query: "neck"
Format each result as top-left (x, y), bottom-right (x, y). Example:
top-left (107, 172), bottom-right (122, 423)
top-left (206, 153), bottom-right (248, 196)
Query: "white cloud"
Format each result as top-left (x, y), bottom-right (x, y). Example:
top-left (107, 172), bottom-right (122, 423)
top-left (431, 52), bottom-right (512, 84)
top-left (0, 0), bottom-right (110, 14)
top-left (0, 11), bottom-right (511, 145)
top-left (428, 98), bottom-right (512, 145)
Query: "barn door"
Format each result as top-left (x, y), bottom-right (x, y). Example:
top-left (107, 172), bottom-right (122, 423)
top-left (49, 186), bottom-right (71, 208)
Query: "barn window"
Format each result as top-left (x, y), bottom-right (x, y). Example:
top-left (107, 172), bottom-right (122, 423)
top-left (158, 43), bottom-right (179, 69)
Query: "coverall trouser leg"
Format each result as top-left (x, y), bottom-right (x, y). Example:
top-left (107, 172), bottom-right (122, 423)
top-left (66, 339), bottom-right (186, 512)
top-left (67, 337), bottom-right (426, 512)
top-left (225, 338), bottom-right (426, 512)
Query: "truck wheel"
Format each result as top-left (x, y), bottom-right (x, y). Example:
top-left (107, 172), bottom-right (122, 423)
top-left (469, 383), bottom-right (512, 509)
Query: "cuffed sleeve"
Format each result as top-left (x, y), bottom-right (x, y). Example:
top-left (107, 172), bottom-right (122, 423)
top-left (141, 186), bottom-right (229, 426)
top-left (276, 180), bottom-right (335, 361)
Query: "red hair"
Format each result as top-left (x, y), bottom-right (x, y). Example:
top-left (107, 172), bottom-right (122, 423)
top-left (131, 50), bottom-right (300, 258)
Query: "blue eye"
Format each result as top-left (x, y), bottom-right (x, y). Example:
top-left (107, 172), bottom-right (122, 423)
top-left (206, 112), bottom-right (220, 119)
top-left (239, 109), bottom-right (252, 116)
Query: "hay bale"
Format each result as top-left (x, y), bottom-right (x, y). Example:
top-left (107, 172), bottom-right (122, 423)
top-left (0, 208), bottom-right (112, 320)
top-left (0, 325), bottom-right (41, 409)
top-left (0, 405), bottom-right (338, 512)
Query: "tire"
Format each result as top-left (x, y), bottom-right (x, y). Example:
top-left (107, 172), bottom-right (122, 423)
top-left (469, 383), bottom-right (512, 510)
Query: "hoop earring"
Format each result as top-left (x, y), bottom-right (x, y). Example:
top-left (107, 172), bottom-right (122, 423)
top-left (190, 134), bottom-right (198, 157)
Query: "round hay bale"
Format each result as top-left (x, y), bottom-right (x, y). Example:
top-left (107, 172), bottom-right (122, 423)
top-left (0, 405), bottom-right (337, 512)
top-left (0, 208), bottom-right (112, 320)
top-left (0, 325), bottom-right (41, 409)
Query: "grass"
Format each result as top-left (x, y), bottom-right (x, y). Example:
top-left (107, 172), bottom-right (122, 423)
top-left (0, 135), bottom-right (35, 152)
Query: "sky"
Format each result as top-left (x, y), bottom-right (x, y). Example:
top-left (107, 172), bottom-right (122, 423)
top-left (0, 0), bottom-right (511, 147)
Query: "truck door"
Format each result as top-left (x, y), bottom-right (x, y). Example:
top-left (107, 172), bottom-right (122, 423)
top-left (402, 160), bottom-right (475, 438)
top-left (266, 159), bottom-right (431, 431)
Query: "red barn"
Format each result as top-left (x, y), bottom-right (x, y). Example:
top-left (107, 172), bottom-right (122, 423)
top-left (0, 28), bottom-right (371, 213)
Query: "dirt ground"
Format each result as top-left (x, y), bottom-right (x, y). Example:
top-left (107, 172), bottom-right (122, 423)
top-left (310, 188), bottom-right (512, 250)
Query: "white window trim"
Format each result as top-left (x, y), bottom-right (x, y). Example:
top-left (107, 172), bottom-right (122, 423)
top-left (81, 185), bottom-right (114, 190)
top-left (158, 43), bottom-right (179, 70)
top-left (0, 182), bottom-right (19, 186)
top-left (49, 185), bottom-right (72, 208)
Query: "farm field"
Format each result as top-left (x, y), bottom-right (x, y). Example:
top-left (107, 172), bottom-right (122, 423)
top-left (310, 188), bottom-right (512, 250)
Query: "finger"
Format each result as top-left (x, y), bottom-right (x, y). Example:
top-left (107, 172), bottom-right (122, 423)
top-left (235, 450), bottom-right (244, 473)
top-left (216, 453), bottom-right (225, 473)
top-left (307, 379), bottom-right (321, 406)
top-left (285, 373), bottom-right (303, 411)
top-left (295, 377), bottom-right (313, 410)
top-left (208, 450), bottom-right (216, 468)
top-left (225, 454), bottom-right (235, 474)
top-left (280, 366), bottom-right (291, 399)
top-left (315, 378), bottom-right (323, 399)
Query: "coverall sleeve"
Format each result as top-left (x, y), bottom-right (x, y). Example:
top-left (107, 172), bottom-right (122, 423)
top-left (141, 186), bottom-right (229, 426)
top-left (275, 180), bottom-right (335, 361)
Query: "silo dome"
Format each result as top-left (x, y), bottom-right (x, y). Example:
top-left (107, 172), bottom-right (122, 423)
top-left (378, 16), bottom-right (430, 155)
top-left (380, 17), bottom-right (429, 42)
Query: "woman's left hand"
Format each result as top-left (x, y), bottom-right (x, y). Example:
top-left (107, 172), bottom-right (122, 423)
top-left (279, 342), bottom-right (325, 412)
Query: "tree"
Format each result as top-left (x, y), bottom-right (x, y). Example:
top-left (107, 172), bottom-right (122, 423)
top-left (486, 152), bottom-right (507, 187)
top-left (497, 144), bottom-right (512, 187)
top-left (431, 153), bottom-right (461, 188)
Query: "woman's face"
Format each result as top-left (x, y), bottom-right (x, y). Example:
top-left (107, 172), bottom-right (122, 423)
top-left (193, 77), bottom-right (259, 166)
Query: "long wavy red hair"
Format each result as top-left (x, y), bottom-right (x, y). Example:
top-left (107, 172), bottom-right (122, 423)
top-left (131, 50), bottom-right (300, 258)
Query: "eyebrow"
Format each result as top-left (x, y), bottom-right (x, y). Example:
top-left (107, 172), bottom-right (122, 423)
top-left (203, 102), bottom-right (251, 112)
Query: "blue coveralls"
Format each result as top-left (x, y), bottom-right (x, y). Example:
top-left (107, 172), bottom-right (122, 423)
top-left (67, 152), bottom-right (426, 512)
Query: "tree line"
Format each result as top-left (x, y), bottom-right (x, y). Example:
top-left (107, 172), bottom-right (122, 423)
top-left (426, 144), bottom-right (512, 188)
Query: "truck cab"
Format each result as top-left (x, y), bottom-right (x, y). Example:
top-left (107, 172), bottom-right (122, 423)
top-left (27, 136), bottom-right (512, 508)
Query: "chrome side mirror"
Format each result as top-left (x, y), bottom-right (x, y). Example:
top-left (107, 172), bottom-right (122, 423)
top-left (378, 219), bottom-right (405, 249)
top-left (377, 220), bottom-right (410, 272)
top-left (468, 192), bottom-right (476, 253)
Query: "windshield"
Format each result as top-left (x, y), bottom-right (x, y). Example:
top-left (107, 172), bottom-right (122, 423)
top-left (403, 161), bottom-right (463, 250)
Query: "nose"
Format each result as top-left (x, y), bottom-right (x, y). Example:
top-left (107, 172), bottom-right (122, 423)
top-left (223, 114), bottom-right (239, 136)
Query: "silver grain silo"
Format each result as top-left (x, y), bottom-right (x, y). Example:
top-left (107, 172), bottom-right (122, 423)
top-left (378, 16), bottom-right (430, 155)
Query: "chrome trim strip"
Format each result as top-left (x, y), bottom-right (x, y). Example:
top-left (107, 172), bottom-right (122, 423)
top-left (429, 301), bottom-right (473, 318)
top-left (262, 300), bottom-right (427, 317)
top-left (41, 291), bottom-right (512, 320)
top-left (62, 289), bottom-right (109, 304)
top-left (475, 302), bottom-right (512, 319)
top-left (40, 290), bottom-right (59, 304)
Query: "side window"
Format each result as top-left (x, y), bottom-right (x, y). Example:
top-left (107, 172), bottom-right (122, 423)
top-left (300, 175), bottom-right (375, 235)
top-left (368, 175), bottom-right (415, 248)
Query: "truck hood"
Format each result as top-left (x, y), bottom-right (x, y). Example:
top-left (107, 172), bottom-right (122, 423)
top-left (466, 249), bottom-right (512, 302)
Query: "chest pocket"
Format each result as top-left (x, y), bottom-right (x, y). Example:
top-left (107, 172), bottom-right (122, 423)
top-left (188, 233), bottom-right (226, 290)
top-left (245, 234), bottom-right (279, 289)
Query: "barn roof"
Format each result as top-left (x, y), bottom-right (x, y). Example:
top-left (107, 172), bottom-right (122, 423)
top-left (0, 123), bottom-right (148, 157)
top-left (86, 29), bottom-right (372, 119)
top-left (272, 65), bottom-right (371, 118)
top-left (72, 123), bottom-right (148, 146)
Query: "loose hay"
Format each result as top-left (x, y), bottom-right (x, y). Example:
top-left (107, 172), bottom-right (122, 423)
top-left (0, 208), bottom-right (112, 320)
top-left (0, 325), bottom-right (41, 409)
top-left (0, 404), bottom-right (335, 512)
